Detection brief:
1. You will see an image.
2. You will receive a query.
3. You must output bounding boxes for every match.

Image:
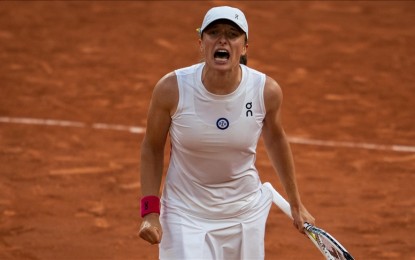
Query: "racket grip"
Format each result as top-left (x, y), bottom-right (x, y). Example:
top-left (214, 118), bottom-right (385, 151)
top-left (263, 182), bottom-right (293, 220)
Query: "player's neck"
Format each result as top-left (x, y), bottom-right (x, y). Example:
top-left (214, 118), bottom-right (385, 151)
top-left (201, 65), bottom-right (242, 95)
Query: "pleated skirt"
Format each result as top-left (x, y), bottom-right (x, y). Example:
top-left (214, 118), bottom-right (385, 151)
top-left (159, 184), bottom-right (273, 260)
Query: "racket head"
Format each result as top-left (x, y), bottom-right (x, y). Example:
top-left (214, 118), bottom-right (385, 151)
top-left (304, 223), bottom-right (354, 260)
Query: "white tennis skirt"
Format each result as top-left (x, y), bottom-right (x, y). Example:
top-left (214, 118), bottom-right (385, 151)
top-left (159, 184), bottom-right (273, 260)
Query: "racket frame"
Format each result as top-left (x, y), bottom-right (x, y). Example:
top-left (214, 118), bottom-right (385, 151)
top-left (263, 182), bottom-right (354, 260)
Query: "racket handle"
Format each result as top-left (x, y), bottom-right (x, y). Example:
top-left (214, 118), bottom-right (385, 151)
top-left (263, 182), bottom-right (293, 220)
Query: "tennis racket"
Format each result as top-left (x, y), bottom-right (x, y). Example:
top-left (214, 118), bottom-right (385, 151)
top-left (263, 182), bottom-right (354, 260)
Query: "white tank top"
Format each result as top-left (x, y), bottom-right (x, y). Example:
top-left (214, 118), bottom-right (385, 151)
top-left (162, 63), bottom-right (267, 219)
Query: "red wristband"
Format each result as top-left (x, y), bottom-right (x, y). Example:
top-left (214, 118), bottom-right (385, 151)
top-left (140, 195), bottom-right (160, 218)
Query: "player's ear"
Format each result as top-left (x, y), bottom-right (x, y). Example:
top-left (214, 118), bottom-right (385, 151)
top-left (199, 39), bottom-right (204, 52)
top-left (242, 43), bottom-right (248, 55)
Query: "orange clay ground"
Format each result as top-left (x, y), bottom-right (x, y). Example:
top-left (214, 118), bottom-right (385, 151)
top-left (1, 1), bottom-right (414, 259)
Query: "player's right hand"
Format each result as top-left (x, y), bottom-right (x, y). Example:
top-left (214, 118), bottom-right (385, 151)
top-left (138, 213), bottom-right (163, 244)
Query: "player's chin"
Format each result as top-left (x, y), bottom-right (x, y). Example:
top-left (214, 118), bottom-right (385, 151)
top-left (212, 58), bottom-right (230, 66)
top-left (211, 59), bottom-right (241, 70)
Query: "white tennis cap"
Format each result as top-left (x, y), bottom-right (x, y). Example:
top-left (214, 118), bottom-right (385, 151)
top-left (200, 6), bottom-right (248, 39)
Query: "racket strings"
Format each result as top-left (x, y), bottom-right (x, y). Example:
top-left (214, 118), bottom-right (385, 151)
top-left (317, 234), bottom-right (345, 260)
top-left (306, 224), bottom-right (354, 260)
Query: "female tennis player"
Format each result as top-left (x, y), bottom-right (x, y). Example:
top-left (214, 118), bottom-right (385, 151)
top-left (138, 6), bottom-right (315, 259)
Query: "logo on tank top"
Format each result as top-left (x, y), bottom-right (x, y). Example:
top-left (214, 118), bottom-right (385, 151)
top-left (216, 118), bottom-right (229, 130)
top-left (246, 102), bottom-right (253, 117)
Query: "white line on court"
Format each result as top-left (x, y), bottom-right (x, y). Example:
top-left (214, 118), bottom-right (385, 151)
top-left (1, 116), bottom-right (414, 153)
top-left (0, 116), bottom-right (145, 134)
top-left (92, 123), bottom-right (145, 134)
top-left (288, 137), bottom-right (415, 153)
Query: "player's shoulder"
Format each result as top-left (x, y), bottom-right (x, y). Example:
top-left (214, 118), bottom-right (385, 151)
top-left (157, 71), bottom-right (177, 89)
top-left (263, 75), bottom-right (282, 111)
top-left (151, 71), bottom-right (179, 111)
top-left (264, 75), bottom-right (281, 94)
top-left (153, 72), bottom-right (177, 96)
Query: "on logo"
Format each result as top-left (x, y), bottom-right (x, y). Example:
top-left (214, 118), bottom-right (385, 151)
top-left (216, 118), bottom-right (229, 130)
top-left (246, 102), bottom-right (253, 117)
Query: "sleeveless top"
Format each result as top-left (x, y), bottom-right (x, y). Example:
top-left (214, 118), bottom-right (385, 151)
top-left (162, 62), bottom-right (267, 219)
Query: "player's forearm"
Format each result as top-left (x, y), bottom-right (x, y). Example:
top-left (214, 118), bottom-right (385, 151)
top-left (140, 139), bottom-right (164, 197)
top-left (277, 149), bottom-right (301, 208)
top-left (265, 133), bottom-right (302, 208)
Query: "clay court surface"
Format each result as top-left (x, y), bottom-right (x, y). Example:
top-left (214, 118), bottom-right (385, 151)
top-left (1, 1), bottom-right (414, 259)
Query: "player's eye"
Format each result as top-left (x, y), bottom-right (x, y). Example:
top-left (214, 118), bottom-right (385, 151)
top-left (206, 28), bottom-right (219, 36)
top-left (226, 30), bottom-right (242, 39)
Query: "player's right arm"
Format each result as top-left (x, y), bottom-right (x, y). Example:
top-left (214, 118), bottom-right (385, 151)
top-left (138, 72), bottom-right (178, 245)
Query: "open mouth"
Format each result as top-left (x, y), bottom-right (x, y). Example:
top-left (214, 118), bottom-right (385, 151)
top-left (214, 50), bottom-right (230, 60)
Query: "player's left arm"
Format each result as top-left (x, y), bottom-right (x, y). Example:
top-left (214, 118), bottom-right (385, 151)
top-left (262, 76), bottom-right (315, 232)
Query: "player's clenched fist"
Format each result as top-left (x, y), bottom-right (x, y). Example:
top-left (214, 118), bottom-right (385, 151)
top-left (139, 213), bottom-right (163, 244)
